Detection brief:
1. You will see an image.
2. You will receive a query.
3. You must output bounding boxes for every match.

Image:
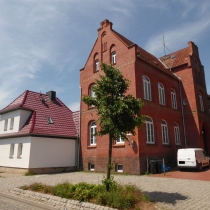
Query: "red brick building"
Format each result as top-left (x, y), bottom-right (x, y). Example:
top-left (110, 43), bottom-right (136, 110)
top-left (80, 19), bottom-right (210, 175)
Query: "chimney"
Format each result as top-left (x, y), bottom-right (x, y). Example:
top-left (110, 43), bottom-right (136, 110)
top-left (46, 91), bottom-right (56, 101)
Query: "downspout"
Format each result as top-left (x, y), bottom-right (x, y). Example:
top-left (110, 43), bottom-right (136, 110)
top-left (178, 79), bottom-right (187, 148)
top-left (78, 86), bottom-right (82, 170)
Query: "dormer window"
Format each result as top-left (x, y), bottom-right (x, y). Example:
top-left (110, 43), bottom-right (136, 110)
top-left (10, 118), bottom-right (14, 130)
top-left (4, 119), bottom-right (8, 131)
top-left (46, 117), bottom-right (53, 124)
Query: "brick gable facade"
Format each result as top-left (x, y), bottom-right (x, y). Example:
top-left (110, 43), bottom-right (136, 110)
top-left (80, 19), bottom-right (210, 175)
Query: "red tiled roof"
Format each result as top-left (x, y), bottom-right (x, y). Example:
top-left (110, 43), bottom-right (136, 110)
top-left (159, 47), bottom-right (190, 68)
top-left (136, 46), bottom-right (167, 70)
top-left (0, 90), bottom-right (77, 138)
top-left (73, 111), bottom-right (80, 136)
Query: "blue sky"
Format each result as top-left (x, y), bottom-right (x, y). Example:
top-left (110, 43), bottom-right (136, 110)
top-left (0, 0), bottom-right (210, 111)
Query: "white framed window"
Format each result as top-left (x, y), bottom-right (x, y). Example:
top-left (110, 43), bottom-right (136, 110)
top-left (95, 59), bottom-right (99, 71)
top-left (4, 119), bottom-right (8, 131)
top-left (90, 122), bottom-right (96, 145)
top-left (90, 84), bottom-right (96, 98)
top-left (142, 76), bottom-right (152, 101)
top-left (146, 117), bottom-right (155, 144)
top-left (17, 143), bottom-right (23, 158)
top-left (161, 120), bottom-right (169, 144)
top-left (158, 83), bottom-right (165, 105)
top-left (174, 123), bottom-right (180, 145)
top-left (116, 135), bottom-right (124, 144)
top-left (199, 93), bottom-right (204, 111)
top-left (117, 164), bottom-right (123, 172)
top-left (9, 144), bottom-right (15, 158)
top-left (111, 51), bottom-right (116, 64)
top-left (89, 163), bottom-right (95, 171)
top-left (10, 118), bottom-right (14, 130)
top-left (171, 89), bottom-right (177, 109)
top-left (46, 117), bottom-right (53, 124)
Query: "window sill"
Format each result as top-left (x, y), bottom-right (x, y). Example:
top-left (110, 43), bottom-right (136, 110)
top-left (113, 144), bottom-right (125, 148)
top-left (87, 145), bottom-right (97, 149)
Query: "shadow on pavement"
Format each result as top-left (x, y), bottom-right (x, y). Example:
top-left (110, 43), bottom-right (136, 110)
top-left (144, 191), bottom-right (188, 205)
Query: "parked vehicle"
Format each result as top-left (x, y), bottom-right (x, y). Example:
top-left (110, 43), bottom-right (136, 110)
top-left (177, 148), bottom-right (210, 171)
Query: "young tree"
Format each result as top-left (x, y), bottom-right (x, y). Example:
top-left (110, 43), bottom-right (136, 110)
top-left (82, 63), bottom-right (144, 189)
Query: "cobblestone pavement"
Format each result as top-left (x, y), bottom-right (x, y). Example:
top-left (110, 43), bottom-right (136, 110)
top-left (0, 172), bottom-right (210, 210)
top-left (0, 193), bottom-right (54, 210)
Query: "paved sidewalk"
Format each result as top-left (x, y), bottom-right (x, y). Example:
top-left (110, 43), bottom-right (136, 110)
top-left (0, 172), bottom-right (210, 210)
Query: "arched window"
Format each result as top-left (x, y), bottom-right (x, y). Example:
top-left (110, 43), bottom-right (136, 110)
top-left (158, 83), bottom-right (165, 105)
top-left (90, 84), bottom-right (96, 98)
top-left (161, 120), bottom-right (169, 144)
top-left (145, 117), bottom-right (155, 144)
top-left (111, 51), bottom-right (116, 64)
top-left (90, 121), bottom-right (96, 145)
top-left (174, 123), bottom-right (180, 145)
top-left (171, 89), bottom-right (177, 109)
top-left (142, 76), bottom-right (152, 101)
top-left (199, 93), bottom-right (204, 111)
top-left (95, 59), bottom-right (99, 72)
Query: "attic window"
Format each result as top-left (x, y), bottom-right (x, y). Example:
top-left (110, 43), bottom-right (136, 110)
top-left (171, 55), bottom-right (176, 59)
top-left (46, 117), bottom-right (53, 124)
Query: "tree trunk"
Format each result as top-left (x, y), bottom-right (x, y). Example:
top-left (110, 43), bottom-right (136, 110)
top-left (106, 134), bottom-right (113, 190)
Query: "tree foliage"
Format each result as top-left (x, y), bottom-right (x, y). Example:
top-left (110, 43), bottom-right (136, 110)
top-left (82, 63), bottom-right (144, 188)
top-left (83, 63), bottom-right (144, 140)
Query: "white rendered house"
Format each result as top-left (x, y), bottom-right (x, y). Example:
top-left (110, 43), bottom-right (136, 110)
top-left (0, 90), bottom-right (79, 174)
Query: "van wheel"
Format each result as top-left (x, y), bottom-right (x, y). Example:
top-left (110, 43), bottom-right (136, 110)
top-left (197, 163), bottom-right (202, 172)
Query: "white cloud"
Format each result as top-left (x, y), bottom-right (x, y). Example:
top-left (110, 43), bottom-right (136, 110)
top-left (145, 17), bottom-right (210, 57)
top-left (68, 101), bottom-right (80, 112)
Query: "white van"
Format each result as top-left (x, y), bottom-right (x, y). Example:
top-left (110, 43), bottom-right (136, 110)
top-left (177, 148), bottom-right (210, 171)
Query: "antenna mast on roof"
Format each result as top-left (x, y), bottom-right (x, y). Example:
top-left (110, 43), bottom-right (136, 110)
top-left (162, 34), bottom-right (169, 56)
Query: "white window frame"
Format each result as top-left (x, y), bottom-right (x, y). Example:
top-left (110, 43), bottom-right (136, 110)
top-left (17, 143), bottom-right (23, 158)
top-left (116, 135), bottom-right (124, 144)
top-left (142, 76), bottom-right (152, 101)
top-left (161, 120), bottom-right (169, 144)
top-left (111, 51), bottom-right (116, 64)
top-left (146, 117), bottom-right (155, 144)
top-left (9, 144), bottom-right (15, 158)
top-left (117, 164), bottom-right (123, 172)
top-left (95, 59), bottom-right (99, 71)
top-left (199, 93), bottom-right (204, 111)
top-left (9, 118), bottom-right (14, 130)
top-left (90, 122), bottom-right (96, 145)
top-left (174, 123), bottom-right (180, 145)
top-left (171, 89), bottom-right (177, 109)
top-left (158, 83), bottom-right (166, 105)
top-left (4, 119), bottom-right (8, 131)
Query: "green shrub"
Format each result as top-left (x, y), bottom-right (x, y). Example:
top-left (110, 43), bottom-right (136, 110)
top-left (25, 171), bottom-right (35, 176)
top-left (20, 181), bottom-right (150, 209)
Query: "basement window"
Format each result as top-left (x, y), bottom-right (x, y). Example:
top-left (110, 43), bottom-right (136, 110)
top-left (89, 163), bottom-right (95, 171)
top-left (117, 164), bottom-right (123, 173)
top-left (46, 117), bottom-right (53, 124)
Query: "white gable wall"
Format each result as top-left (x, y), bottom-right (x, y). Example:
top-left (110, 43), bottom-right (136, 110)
top-left (29, 137), bottom-right (76, 168)
top-left (0, 110), bottom-right (32, 134)
top-left (0, 136), bottom-right (31, 168)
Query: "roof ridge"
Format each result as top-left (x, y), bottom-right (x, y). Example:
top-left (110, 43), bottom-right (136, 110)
top-left (20, 90), bottom-right (28, 107)
top-left (29, 111), bottom-right (36, 133)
